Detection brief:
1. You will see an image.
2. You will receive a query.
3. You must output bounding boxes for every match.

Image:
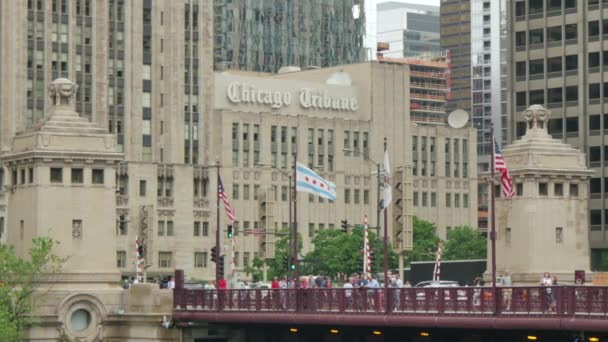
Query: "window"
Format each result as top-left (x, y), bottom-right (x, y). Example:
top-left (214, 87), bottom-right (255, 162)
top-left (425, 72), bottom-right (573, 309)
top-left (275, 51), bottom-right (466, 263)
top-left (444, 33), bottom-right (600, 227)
top-left (413, 192), bottom-right (419, 206)
top-left (92, 169), bottom-right (104, 184)
top-left (530, 90), bottom-right (544, 105)
top-left (454, 194), bottom-right (460, 208)
top-left (158, 252), bottom-right (172, 268)
top-left (243, 184), bottom-right (250, 201)
top-left (547, 57), bottom-right (562, 73)
top-left (202, 222), bottom-right (209, 236)
top-left (570, 184), bottom-right (578, 197)
top-left (344, 189), bottom-right (350, 204)
top-left (555, 227), bottom-right (563, 243)
top-left (166, 221), bottom-right (174, 236)
top-left (445, 193), bottom-right (451, 207)
top-left (158, 221), bottom-right (165, 236)
top-left (589, 21), bottom-right (600, 36)
top-left (565, 55), bottom-right (578, 71)
top-left (281, 186), bottom-right (287, 201)
top-left (139, 180), bottom-right (147, 196)
top-left (528, 29), bottom-right (544, 45)
top-left (194, 221), bottom-right (201, 236)
top-left (565, 86), bottom-right (577, 102)
top-left (243, 252), bottom-right (250, 267)
top-left (71, 168), bottom-right (84, 184)
top-left (528, 59), bottom-right (543, 75)
top-left (516, 31), bottom-right (526, 46)
top-left (308, 223), bottom-right (315, 237)
top-left (72, 220), bottom-right (82, 239)
top-left (590, 115), bottom-right (601, 130)
top-left (463, 194), bottom-right (469, 208)
top-left (364, 190), bottom-right (370, 205)
top-left (547, 26), bottom-right (561, 42)
top-left (233, 184), bottom-right (239, 200)
top-left (515, 1), bottom-right (526, 16)
top-left (354, 190), bottom-right (360, 204)
top-left (591, 178), bottom-right (601, 195)
top-left (548, 87), bottom-right (562, 103)
top-left (516, 183), bottom-right (524, 196)
top-left (431, 192), bottom-right (436, 207)
top-left (422, 192), bottom-right (428, 207)
top-left (589, 52), bottom-right (600, 68)
top-left (566, 117), bottom-right (578, 133)
top-left (565, 24), bottom-right (577, 40)
top-left (539, 183), bottom-right (548, 196)
top-left (590, 83), bottom-right (601, 99)
top-left (516, 92), bottom-right (527, 106)
top-left (554, 183), bottom-right (563, 196)
top-left (194, 252), bottom-right (207, 268)
top-left (50, 168), bottom-right (63, 183)
top-left (590, 209), bottom-right (602, 225)
top-left (116, 251), bottom-right (126, 268)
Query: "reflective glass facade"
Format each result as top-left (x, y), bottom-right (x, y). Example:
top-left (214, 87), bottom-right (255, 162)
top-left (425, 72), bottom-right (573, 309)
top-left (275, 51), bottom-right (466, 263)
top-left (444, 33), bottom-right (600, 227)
top-left (213, 0), bottom-right (366, 72)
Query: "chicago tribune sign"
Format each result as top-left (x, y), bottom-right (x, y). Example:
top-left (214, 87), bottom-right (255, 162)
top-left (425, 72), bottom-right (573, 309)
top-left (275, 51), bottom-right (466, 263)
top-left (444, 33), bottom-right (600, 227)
top-left (226, 81), bottom-right (359, 112)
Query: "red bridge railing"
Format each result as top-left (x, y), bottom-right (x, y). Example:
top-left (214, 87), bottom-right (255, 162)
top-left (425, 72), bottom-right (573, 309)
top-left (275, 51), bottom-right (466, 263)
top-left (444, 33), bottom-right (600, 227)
top-left (173, 286), bottom-right (608, 318)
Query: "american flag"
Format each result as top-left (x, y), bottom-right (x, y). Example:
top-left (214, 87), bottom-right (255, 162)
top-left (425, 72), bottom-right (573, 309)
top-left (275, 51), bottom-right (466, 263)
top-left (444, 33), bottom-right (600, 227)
top-left (219, 176), bottom-right (236, 223)
top-left (494, 139), bottom-right (515, 198)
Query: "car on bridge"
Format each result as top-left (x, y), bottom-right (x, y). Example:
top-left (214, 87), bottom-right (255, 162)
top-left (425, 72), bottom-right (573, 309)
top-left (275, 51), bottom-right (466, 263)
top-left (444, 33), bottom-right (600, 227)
top-left (414, 281), bottom-right (467, 301)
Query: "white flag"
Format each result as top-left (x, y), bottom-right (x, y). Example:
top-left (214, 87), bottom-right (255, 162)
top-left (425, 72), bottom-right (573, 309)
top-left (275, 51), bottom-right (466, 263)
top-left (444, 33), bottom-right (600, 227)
top-left (383, 147), bottom-right (392, 208)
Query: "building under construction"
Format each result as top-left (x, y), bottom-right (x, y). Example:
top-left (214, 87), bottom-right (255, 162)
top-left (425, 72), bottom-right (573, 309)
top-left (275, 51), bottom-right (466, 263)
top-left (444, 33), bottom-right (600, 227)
top-left (377, 45), bottom-right (450, 124)
top-left (377, 45), bottom-right (479, 237)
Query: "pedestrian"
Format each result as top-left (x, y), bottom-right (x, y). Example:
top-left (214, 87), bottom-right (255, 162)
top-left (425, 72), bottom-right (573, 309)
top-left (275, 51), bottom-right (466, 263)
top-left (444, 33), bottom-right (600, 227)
top-left (540, 272), bottom-right (554, 312)
top-left (343, 281), bottom-right (353, 310)
top-left (395, 274), bottom-right (403, 288)
top-left (167, 276), bottom-right (175, 289)
top-left (271, 276), bottom-right (280, 289)
top-left (279, 276), bottom-right (287, 289)
top-left (502, 272), bottom-right (512, 311)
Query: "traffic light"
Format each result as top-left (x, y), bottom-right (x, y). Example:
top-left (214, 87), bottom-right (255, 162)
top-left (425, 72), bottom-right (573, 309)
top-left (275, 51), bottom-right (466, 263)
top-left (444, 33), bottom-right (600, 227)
top-left (218, 255), bottom-right (225, 278)
top-left (341, 220), bottom-right (348, 233)
top-left (290, 257), bottom-right (296, 270)
top-left (211, 246), bottom-right (217, 263)
top-left (227, 224), bottom-right (233, 239)
top-left (283, 255), bottom-right (289, 269)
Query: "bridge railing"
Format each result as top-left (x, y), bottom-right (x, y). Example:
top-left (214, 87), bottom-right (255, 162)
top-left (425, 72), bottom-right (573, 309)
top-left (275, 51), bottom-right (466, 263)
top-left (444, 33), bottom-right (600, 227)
top-left (173, 286), bottom-right (608, 317)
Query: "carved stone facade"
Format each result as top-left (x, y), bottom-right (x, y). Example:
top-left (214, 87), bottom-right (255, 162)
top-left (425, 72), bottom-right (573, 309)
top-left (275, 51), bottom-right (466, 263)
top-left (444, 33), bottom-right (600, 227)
top-left (1, 79), bottom-right (179, 341)
top-left (490, 105), bottom-right (593, 284)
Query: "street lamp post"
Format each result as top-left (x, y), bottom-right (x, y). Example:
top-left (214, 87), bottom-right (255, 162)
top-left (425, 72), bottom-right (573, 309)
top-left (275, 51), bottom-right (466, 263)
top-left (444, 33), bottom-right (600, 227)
top-left (344, 149), bottom-right (383, 275)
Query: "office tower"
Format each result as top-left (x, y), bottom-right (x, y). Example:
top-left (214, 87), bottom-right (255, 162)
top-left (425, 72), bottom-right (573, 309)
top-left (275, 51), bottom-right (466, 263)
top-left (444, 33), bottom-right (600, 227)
top-left (377, 2), bottom-right (440, 59)
top-left (440, 0), bottom-right (471, 115)
top-left (212, 0), bottom-right (366, 72)
top-left (507, 0), bottom-right (608, 269)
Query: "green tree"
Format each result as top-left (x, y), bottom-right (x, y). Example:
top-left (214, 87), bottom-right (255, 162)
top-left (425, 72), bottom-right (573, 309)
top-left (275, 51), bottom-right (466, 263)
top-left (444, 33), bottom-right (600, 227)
top-left (0, 237), bottom-right (66, 339)
top-left (243, 228), bottom-right (303, 281)
top-left (404, 216), bottom-right (441, 265)
top-left (442, 226), bottom-right (487, 260)
top-left (303, 226), bottom-right (397, 281)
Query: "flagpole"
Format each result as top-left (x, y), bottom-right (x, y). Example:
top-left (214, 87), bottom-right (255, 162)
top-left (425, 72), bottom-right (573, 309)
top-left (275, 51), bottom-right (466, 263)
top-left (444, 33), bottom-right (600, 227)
top-left (216, 160), bottom-right (221, 284)
top-left (383, 137), bottom-right (389, 312)
top-left (490, 126), bottom-right (497, 292)
top-left (292, 153), bottom-right (299, 288)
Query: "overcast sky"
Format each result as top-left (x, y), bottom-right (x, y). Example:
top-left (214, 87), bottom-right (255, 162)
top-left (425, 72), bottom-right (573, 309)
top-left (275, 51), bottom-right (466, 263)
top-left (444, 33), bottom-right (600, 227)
top-left (377, 0), bottom-right (440, 6)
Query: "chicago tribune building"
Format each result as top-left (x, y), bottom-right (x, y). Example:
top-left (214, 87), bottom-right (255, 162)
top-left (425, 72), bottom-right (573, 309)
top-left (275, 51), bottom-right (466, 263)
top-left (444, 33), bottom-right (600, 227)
top-left (0, 1), bottom-right (477, 281)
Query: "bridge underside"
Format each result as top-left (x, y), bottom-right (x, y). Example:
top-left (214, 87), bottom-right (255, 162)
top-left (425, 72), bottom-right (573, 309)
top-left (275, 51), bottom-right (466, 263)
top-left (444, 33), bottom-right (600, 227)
top-left (174, 311), bottom-right (608, 332)
top-left (177, 321), bottom-right (604, 342)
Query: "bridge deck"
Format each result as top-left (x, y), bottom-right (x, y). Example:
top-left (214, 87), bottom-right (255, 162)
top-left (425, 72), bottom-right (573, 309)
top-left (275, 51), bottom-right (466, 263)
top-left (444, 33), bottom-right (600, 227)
top-left (173, 286), bottom-right (608, 331)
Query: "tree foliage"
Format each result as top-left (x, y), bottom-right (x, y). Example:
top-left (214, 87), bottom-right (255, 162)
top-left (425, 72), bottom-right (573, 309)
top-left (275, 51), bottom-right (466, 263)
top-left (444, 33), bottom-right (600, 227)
top-left (0, 237), bottom-right (66, 339)
top-left (303, 226), bottom-right (397, 280)
top-left (243, 228), bottom-right (303, 281)
top-left (404, 217), bottom-right (440, 264)
top-left (442, 226), bottom-right (487, 260)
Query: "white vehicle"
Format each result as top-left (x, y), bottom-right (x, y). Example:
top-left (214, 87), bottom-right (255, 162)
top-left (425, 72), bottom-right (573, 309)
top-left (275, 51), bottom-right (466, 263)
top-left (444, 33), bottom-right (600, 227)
top-left (414, 281), bottom-right (466, 301)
